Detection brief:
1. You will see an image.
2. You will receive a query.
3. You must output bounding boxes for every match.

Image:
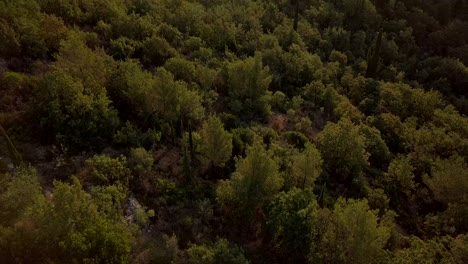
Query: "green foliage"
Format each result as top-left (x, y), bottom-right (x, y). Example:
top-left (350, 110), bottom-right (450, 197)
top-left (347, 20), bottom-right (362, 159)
top-left (0, 166), bottom-right (42, 226)
top-left (392, 236), bottom-right (458, 264)
top-left (38, 0), bottom-right (127, 25)
top-left (113, 121), bottom-right (161, 148)
top-left (199, 115), bottom-right (233, 168)
top-left (366, 187), bottom-right (390, 212)
top-left (41, 14), bottom-right (69, 53)
top-left (310, 198), bottom-right (391, 264)
top-left (35, 70), bottom-right (119, 149)
top-left (128, 147), bottom-right (154, 177)
top-left (320, 27), bottom-right (351, 56)
top-left (2, 0), bottom-right (468, 262)
top-left (318, 118), bottom-right (369, 181)
top-left (0, 0), bottom-right (49, 58)
top-left (227, 53), bottom-right (272, 118)
top-left (90, 183), bottom-right (127, 221)
top-left (432, 105), bottom-right (468, 138)
top-left (110, 36), bottom-right (139, 59)
top-left (36, 178), bottom-right (131, 263)
top-left (107, 59), bottom-right (154, 118)
top-left (0, 19), bottom-right (21, 57)
top-left (384, 155), bottom-right (416, 197)
top-left (231, 127), bottom-right (256, 156)
top-left (194, 64), bottom-right (218, 91)
top-left (343, 0), bottom-right (376, 18)
top-left (279, 44), bottom-right (324, 94)
top-left (164, 57), bottom-right (197, 83)
top-left (108, 12), bottom-right (155, 40)
top-left (85, 155), bottom-right (130, 186)
top-left (284, 131), bottom-right (310, 149)
top-left (329, 50), bottom-right (348, 65)
top-left (378, 82), bottom-right (443, 121)
top-left (217, 141), bottom-right (283, 221)
top-left (334, 95), bottom-right (365, 122)
top-left (425, 156), bottom-right (468, 206)
top-left (33, 31), bottom-right (120, 148)
top-left (142, 35), bottom-right (178, 66)
top-left (399, 118), bottom-right (468, 162)
top-left (267, 188), bottom-right (318, 262)
top-left (360, 124), bottom-right (391, 167)
top-left (187, 239), bottom-right (249, 264)
top-left (417, 57), bottom-right (468, 96)
top-left (0, 177), bottom-right (131, 263)
top-left (340, 71), bottom-right (369, 105)
top-left (151, 68), bottom-right (205, 124)
top-left (110, 61), bottom-right (205, 128)
top-left (54, 31), bottom-right (113, 93)
top-left (303, 80), bottom-right (340, 111)
top-left (150, 234), bottom-right (181, 264)
top-left (291, 143), bottom-right (323, 189)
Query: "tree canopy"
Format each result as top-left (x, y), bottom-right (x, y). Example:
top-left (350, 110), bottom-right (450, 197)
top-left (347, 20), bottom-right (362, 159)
top-left (1, 0), bottom-right (468, 262)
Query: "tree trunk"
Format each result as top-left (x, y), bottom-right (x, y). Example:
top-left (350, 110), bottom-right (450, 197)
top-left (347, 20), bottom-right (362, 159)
top-left (365, 30), bottom-right (383, 78)
top-left (0, 124), bottom-right (22, 166)
top-left (188, 120), bottom-right (194, 161)
top-left (293, 0), bottom-right (300, 31)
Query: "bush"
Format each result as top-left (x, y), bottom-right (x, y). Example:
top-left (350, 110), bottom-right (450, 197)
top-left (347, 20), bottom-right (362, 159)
top-left (85, 154), bottom-right (130, 186)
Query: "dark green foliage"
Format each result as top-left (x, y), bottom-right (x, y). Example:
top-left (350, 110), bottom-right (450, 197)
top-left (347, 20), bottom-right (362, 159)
top-left (107, 59), bottom-right (154, 119)
top-left (199, 115), bottom-right (233, 168)
top-left (0, 20), bottom-right (21, 58)
top-left (226, 53), bottom-right (272, 119)
top-left (187, 239), bottom-right (249, 264)
top-left (1, 0), bottom-right (468, 262)
top-left (318, 118), bottom-right (369, 181)
top-left (34, 70), bottom-right (119, 149)
top-left (309, 198), bottom-right (392, 264)
top-left (424, 156), bottom-right (468, 232)
top-left (128, 147), bottom-right (154, 177)
top-left (0, 176), bottom-right (131, 263)
top-left (267, 188), bottom-right (318, 263)
top-left (110, 37), bottom-right (139, 59)
top-left (113, 121), bottom-right (161, 148)
top-left (0, 166), bottom-right (42, 226)
top-left (283, 131), bottom-right (310, 150)
top-left (142, 35), bottom-right (178, 67)
top-left (231, 128), bottom-right (256, 157)
top-left (85, 154), bottom-right (130, 186)
top-left (360, 124), bottom-right (391, 167)
top-left (366, 30), bottom-right (383, 78)
top-left (291, 143), bottom-right (323, 189)
top-left (217, 141), bottom-right (283, 224)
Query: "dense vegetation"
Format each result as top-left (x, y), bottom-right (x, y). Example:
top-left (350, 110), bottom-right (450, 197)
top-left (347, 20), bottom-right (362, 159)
top-left (1, 0), bottom-right (467, 263)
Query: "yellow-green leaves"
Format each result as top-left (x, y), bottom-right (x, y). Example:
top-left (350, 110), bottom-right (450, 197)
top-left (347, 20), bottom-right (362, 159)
top-left (267, 188), bottom-right (318, 262)
top-left (385, 155), bottom-right (416, 197)
top-left (425, 156), bottom-right (468, 205)
top-left (227, 53), bottom-right (272, 118)
top-left (85, 154), bottom-right (130, 186)
top-left (151, 67), bottom-right (204, 123)
top-left (217, 142), bottom-right (282, 220)
top-left (311, 198), bottom-right (391, 264)
top-left (35, 69), bottom-right (119, 148)
top-left (187, 239), bottom-right (249, 264)
top-left (318, 118), bottom-right (369, 180)
top-left (199, 116), bottom-right (233, 168)
top-left (291, 143), bottom-right (322, 189)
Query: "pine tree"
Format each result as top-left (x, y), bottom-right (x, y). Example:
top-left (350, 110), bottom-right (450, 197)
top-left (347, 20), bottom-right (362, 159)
top-left (199, 115), bottom-right (233, 168)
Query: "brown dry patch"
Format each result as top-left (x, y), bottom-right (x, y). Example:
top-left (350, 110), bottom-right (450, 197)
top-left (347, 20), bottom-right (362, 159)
top-left (154, 146), bottom-right (183, 181)
top-left (269, 113), bottom-right (288, 132)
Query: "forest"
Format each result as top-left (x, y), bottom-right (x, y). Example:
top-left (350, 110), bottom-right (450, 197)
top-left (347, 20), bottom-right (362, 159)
top-left (0, 0), bottom-right (467, 263)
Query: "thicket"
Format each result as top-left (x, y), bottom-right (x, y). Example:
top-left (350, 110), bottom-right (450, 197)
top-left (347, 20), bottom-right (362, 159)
top-left (1, 0), bottom-right (467, 263)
